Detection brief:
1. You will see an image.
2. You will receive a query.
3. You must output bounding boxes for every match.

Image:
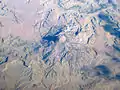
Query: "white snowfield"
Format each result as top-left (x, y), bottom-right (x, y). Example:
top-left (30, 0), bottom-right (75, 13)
top-left (0, 0), bottom-right (120, 90)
